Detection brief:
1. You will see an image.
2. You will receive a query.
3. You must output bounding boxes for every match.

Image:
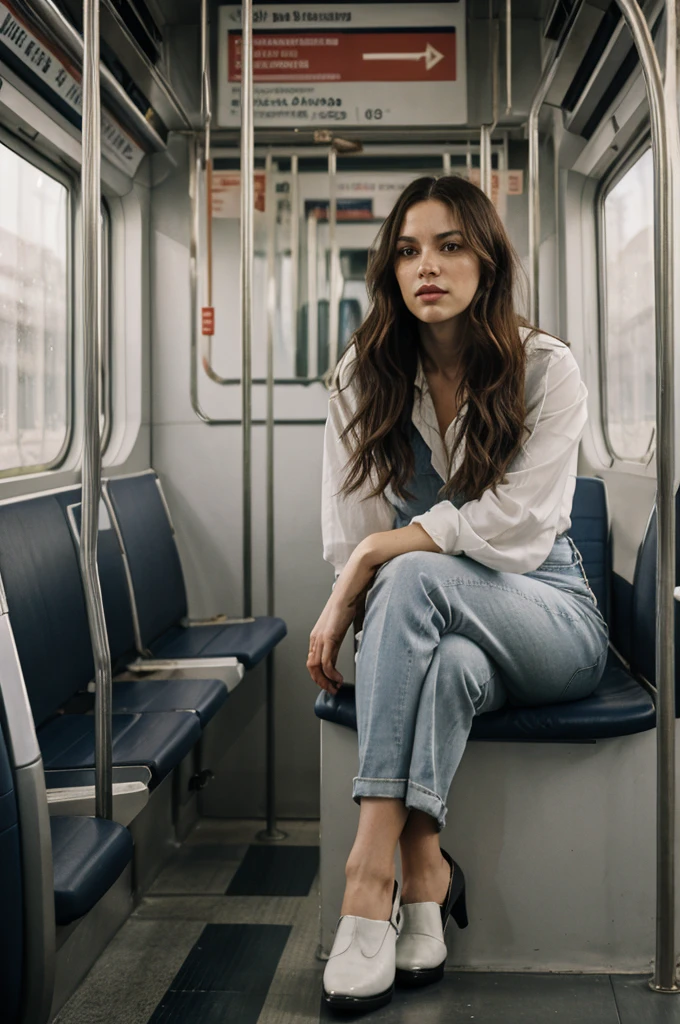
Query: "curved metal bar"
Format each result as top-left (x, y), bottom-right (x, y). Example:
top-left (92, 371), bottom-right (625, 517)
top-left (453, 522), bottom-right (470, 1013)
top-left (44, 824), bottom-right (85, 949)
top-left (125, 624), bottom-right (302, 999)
top-left (527, 0), bottom-right (584, 323)
top-left (188, 138), bottom-right (327, 426)
top-left (241, 0), bottom-right (254, 618)
top-left (610, 0), bottom-right (677, 994)
top-left (26, 0), bottom-right (166, 153)
top-left (81, 0), bottom-right (113, 821)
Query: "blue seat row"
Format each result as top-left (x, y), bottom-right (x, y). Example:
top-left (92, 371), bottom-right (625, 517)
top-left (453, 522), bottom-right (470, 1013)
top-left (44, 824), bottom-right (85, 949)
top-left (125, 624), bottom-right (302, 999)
top-left (315, 477), bottom-right (657, 741)
top-left (0, 468), bottom-right (288, 1000)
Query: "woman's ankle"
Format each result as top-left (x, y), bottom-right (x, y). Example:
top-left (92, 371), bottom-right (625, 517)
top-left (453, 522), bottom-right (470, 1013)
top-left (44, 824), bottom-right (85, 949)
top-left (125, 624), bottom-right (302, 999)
top-left (401, 853), bottom-right (450, 906)
top-left (340, 872), bottom-right (393, 921)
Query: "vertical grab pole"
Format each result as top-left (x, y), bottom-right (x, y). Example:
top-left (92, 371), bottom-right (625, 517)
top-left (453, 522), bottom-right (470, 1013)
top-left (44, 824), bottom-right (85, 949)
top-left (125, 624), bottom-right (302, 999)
top-left (257, 152), bottom-right (286, 842)
top-left (480, 124), bottom-right (492, 198)
top-left (328, 146), bottom-right (339, 372)
top-left (290, 154), bottom-right (299, 369)
top-left (241, 0), bottom-right (254, 618)
top-left (505, 0), bottom-right (512, 114)
top-left (81, 0), bottom-right (113, 820)
top-left (610, 0), bottom-right (677, 994)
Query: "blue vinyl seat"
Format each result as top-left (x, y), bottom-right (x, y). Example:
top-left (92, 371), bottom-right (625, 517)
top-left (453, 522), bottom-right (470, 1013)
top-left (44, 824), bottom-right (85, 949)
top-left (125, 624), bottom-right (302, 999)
top-left (0, 494), bottom-right (204, 789)
top-left (104, 472), bottom-right (287, 668)
top-left (54, 489), bottom-right (229, 726)
top-left (315, 477), bottom-right (656, 742)
top-left (630, 489), bottom-right (680, 711)
top-left (51, 815), bottom-right (133, 926)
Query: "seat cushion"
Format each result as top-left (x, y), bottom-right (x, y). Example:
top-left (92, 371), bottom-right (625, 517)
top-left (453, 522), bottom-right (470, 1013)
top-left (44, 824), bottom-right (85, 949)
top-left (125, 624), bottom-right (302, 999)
top-left (112, 679), bottom-right (228, 727)
top-left (567, 477), bottom-right (610, 623)
top-left (105, 474), bottom-right (188, 648)
top-left (38, 711), bottom-right (202, 787)
top-left (314, 652), bottom-right (655, 742)
top-left (151, 617), bottom-right (288, 669)
top-left (51, 815), bottom-right (133, 925)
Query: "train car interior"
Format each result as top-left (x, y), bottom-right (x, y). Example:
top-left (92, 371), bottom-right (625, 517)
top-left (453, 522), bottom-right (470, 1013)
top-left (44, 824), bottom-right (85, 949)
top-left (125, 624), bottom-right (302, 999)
top-left (1, 0), bottom-right (680, 1022)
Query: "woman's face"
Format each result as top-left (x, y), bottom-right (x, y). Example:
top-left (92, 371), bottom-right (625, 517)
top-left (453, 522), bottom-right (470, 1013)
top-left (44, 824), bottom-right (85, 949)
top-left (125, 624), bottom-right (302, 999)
top-left (393, 199), bottom-right (482, 326)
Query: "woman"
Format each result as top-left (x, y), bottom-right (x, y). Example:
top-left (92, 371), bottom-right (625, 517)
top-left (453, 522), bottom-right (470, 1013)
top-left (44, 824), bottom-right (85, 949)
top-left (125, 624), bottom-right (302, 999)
top-left (307, 176), bottom-right (608, 1012)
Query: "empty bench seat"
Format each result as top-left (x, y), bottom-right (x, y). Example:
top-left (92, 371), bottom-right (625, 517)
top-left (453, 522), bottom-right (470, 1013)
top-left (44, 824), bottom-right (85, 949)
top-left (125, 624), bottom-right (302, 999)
top-left (55, 488), bottom-right (230, 725)
top-left (0, 494), bottom-right (207, 789)
top-left (104, 472), bottom-right (287, 667)
top-left (315, 478), bottom-right (655, 743)
top-left (51, 815), bottom-right (133, 926)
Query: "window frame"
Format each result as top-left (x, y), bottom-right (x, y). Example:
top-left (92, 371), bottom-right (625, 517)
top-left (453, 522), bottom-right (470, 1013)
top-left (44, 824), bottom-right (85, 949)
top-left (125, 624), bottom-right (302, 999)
top-left (0, 127), bottom-right (75, 479)
top-left (596, 132), bottom-right (655, 466)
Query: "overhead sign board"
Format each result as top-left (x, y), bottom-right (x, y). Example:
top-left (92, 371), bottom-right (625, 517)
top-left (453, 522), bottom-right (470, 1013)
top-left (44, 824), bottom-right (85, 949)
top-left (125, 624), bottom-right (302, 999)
top-left (0, 3), bottom-right (145, 175)
top-left (217, 3), bottom-right (467, 128)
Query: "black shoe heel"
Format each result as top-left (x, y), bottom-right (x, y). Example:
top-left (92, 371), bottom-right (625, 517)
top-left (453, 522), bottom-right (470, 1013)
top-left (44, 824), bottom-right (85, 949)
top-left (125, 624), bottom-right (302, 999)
top-left (440, 850), bottom-right (468, 931)
top-left (450, 885), bottom-right (468, 929)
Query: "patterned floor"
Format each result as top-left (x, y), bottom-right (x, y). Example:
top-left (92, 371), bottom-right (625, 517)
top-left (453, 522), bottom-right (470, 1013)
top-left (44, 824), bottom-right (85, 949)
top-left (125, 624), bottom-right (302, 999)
top-left (55, 819), bottom-right (680, 1024)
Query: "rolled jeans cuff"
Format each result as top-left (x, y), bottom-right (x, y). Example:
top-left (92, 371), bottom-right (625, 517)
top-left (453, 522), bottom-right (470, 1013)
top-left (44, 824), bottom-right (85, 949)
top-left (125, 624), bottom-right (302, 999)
top-left (352, 777), bottom-right (447, 832)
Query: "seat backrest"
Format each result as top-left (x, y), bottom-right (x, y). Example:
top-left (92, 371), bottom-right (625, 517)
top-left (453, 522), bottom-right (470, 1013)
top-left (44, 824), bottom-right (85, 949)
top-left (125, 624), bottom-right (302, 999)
top-left (105, 473), bottom-right (188, 649)
top-left (631, 491), bottom-right (680, 708)
top-left (0, 714), bottom-right (24, 1024)
top-left (53, 489), bottom-right (138, 669)
top-left (567, 476), bottom-right (610, 624)
top-left (0, 495), bottom-right (94, 725)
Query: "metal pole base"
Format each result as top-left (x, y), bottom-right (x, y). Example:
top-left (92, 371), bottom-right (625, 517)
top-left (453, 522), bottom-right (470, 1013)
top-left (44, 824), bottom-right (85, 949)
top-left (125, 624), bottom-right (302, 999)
top-left (255, 826), bottom-right (288, 842)
top-left (648, 977), bottom-right (680, 994)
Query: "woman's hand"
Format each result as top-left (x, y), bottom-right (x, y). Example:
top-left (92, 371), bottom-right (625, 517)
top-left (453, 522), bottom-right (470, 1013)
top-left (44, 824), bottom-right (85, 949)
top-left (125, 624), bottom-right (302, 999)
top-left (307, 547), bottom-right (378, 695)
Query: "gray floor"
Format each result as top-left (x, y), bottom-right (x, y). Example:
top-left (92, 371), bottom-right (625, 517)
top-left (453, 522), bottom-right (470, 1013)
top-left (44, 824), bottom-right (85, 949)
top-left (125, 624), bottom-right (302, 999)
top-left (55, 820), bottom-right (680, 1024)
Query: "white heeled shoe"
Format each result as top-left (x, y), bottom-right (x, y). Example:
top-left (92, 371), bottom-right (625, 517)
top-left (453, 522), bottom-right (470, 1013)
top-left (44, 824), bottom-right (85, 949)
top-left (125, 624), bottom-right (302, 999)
top-left (322, 880), bottom-right (401, 1012)
top-left (395, 851), bottom-right (468, 987)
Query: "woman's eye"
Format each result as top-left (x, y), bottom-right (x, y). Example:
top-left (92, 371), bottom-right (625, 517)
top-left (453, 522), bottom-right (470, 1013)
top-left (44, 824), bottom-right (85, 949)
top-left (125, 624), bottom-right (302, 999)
top-left (398, 247), bottom-right (417, 257)
top-left (443, 242), bottom-right (460, 253)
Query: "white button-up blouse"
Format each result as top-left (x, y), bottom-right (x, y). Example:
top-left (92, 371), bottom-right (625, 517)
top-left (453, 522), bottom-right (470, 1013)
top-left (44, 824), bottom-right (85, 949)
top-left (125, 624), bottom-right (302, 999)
top-left (321, 328), bottom-right (588, 578)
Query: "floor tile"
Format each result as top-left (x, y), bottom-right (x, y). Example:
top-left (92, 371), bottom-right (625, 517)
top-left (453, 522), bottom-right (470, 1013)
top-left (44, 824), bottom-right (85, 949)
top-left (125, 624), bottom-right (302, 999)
top-left (611, 975), bottom-right (680, 1023)
top-left (226, 845), bottom-right (320, 897)
top-left (53, 919), bottom-right (206, 1024)
top-left (168, 923), bottom-right (291, 993)
top-left (148, 842), bottom-right (248, 895)
top-left (148, 991), bottom-right (266, 1023)
top-left (320, 972), bottom-right (620, 1024)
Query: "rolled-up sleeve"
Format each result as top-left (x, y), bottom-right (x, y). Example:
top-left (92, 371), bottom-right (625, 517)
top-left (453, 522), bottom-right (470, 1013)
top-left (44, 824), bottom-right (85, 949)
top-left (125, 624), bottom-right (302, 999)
top-left (322, 367), bottom-right (396, 577)
top-left (411, 345), bottom-right (588, 574)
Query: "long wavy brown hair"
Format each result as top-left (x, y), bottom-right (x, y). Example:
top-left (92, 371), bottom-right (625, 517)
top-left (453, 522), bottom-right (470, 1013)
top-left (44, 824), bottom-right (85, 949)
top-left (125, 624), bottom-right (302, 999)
top-left (335, 174), bottom-right (537, 505)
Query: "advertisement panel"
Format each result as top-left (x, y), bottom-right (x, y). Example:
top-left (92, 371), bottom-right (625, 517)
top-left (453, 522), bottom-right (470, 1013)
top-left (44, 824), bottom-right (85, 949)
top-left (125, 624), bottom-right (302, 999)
top-left (217, 3), bottom-right (467, 128)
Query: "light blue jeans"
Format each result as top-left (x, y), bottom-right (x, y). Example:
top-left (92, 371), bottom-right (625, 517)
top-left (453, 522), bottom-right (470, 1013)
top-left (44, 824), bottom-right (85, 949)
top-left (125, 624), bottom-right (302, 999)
top-left (352, 534), bottom-right (609, 830)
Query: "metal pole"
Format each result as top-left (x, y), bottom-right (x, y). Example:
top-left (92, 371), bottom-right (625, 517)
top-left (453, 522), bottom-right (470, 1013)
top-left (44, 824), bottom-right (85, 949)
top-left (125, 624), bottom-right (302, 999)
top-left (609, 0), bottom-right (677, 994)
top-left (290, 154), bottom-right (300, 372)
top-left (527, 0), bottom-right (584, 324)
top-left (480, 124), bottom-right (492, 198)
top-left (328, 147), bottom-right (339, 371)
top-left (505, 0), bottom-right (512, 115)
top-left (241, 0), bottom-right (254, 619)
top-left (81, 0), bottom-right (113, 821)
top-left (257, 152), bottom-right (286, 842)
top-left (442, 152), bottom-right (451, 174)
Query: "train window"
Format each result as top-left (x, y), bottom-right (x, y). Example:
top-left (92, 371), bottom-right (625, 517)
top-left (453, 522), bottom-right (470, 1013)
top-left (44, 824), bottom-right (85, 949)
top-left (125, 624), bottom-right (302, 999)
top-left (600, 147), bottom-right (655, 462)
top-left (0, 139), bottom-right (71, 476)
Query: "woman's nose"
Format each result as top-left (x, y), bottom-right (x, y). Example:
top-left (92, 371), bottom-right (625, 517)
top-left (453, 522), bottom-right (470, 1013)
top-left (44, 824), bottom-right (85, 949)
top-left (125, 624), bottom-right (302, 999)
top-left (418, 251), bottom-right (440, 276)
